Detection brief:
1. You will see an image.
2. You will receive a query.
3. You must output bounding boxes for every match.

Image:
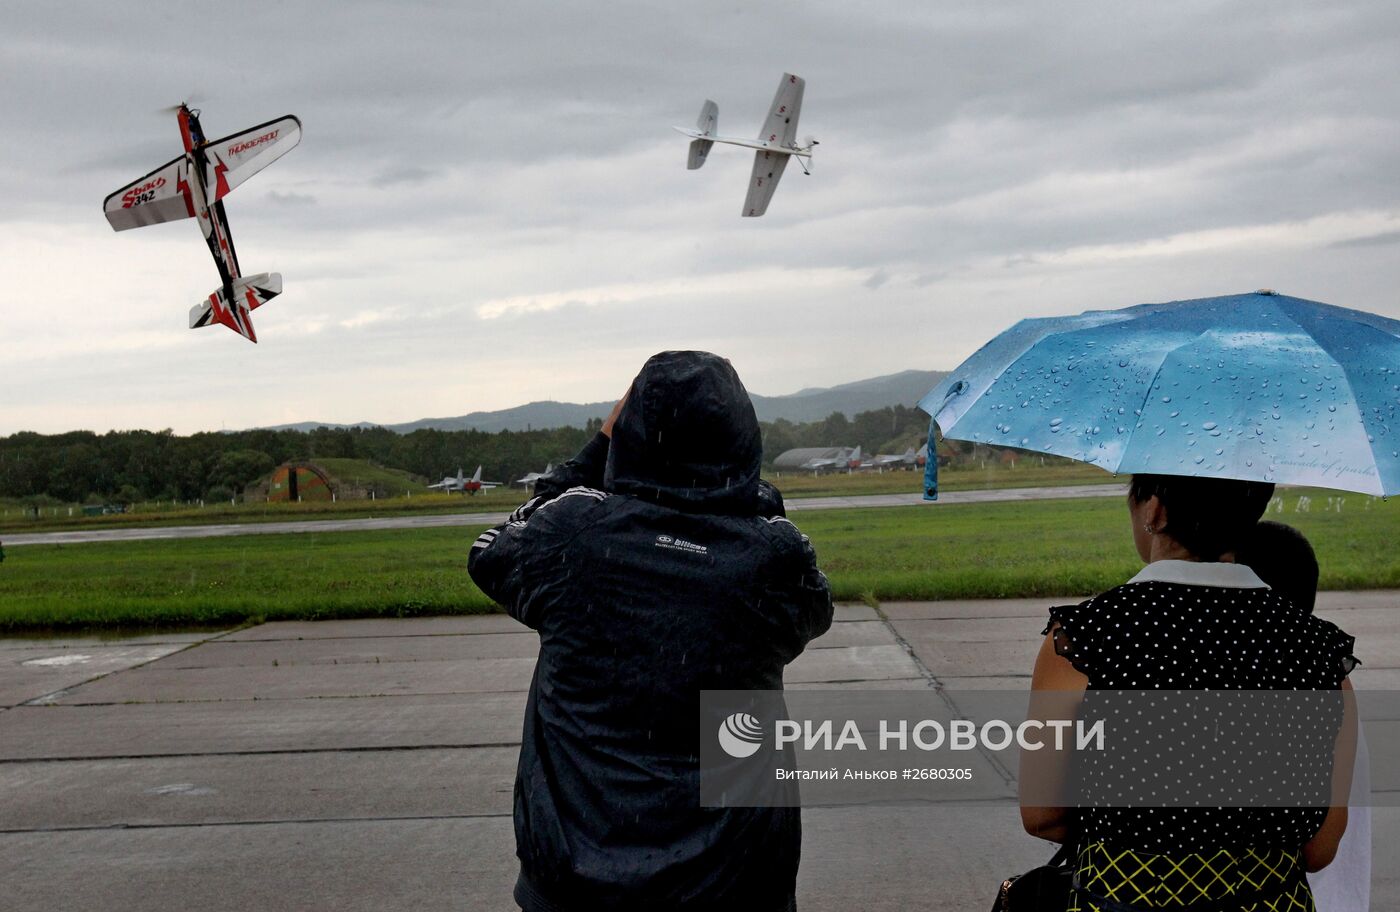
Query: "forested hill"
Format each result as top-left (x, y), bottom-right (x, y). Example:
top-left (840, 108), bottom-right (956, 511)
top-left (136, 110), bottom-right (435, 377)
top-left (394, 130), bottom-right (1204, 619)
top-left (0, 402), bottom-right (935, 506)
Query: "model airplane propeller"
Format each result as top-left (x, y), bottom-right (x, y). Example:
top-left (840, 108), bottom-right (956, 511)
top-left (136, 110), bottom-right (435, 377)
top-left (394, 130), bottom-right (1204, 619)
top-left (103, 104), bottom-right (302, 343)
top-left (674, 73), bottom-right (817, 217)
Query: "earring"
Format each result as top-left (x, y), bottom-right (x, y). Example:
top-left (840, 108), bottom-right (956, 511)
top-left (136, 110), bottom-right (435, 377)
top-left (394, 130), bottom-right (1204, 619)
top-left (1143, 524), bottom-right (1156, 534)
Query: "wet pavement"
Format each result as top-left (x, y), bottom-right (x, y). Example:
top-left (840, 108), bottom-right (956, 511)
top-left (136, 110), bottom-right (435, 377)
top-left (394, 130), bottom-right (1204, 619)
top-left (1, 592), bottom-right (1395, 910)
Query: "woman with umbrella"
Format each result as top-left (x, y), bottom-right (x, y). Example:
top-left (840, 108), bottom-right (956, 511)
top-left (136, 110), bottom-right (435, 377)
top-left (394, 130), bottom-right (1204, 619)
top-left (1021, 472), bottom-right (1356, 909)
top-left (920, 292), bottom-right (1384, 909)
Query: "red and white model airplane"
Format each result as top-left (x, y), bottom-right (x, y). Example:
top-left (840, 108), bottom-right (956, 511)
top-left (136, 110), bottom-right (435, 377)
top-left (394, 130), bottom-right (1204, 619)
top-left (103, 104), bottom-right (302, 343)
top-left (674, 73), bottom-right (817, 217)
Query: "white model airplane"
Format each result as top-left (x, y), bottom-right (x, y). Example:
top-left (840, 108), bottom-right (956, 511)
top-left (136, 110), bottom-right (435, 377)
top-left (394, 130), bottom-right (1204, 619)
top-left (674, 73), bottom-right (817, 217)
top-left (103, 104), bottom-right (302, 342)
top-left (428, 466), bottom-right (502, 495)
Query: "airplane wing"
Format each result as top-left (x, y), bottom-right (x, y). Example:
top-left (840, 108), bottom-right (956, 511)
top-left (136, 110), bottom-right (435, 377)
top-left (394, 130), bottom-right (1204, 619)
top-left (759, 73), bottom-right (804, 147)
top-left (202, 115), bottom-right (302, 201)
top-left (103, 155), bottom-right (194, 231)
top-left (743, 149), bottom-right (789, 217)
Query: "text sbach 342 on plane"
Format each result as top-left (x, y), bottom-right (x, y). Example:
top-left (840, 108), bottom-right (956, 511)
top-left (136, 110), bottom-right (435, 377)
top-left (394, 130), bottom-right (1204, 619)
top-left (429, 466), bottom-right (503, 495)
top-left (674, 73), bottom-right (817, 217)
top-left (103, 104), bottom-right (302, 343)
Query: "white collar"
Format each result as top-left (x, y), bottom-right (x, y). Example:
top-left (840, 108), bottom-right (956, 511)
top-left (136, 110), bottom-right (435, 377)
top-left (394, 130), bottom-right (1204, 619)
top-left (1127, 559), bottom-right (1269, 590)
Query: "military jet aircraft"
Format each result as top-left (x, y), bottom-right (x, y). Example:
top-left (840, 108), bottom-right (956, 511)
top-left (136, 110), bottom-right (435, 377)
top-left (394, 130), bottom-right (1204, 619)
top-left (859, 448), bottom-right (919, 472)
top-left (103, 104), bottom-right (301, 342)
top-left (674, 73), bottom-right (817, 217)
top-left (514, 464), bottom-right (555, 490)
top-left (801, 446), bottom-right (861, 473)
top-left (428, 466), bottom-right (502, 495)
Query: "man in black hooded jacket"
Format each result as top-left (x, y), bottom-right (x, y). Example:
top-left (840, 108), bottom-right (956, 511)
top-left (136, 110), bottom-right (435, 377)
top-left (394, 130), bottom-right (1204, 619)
top-left (469, 351), bottom-right (833, 912)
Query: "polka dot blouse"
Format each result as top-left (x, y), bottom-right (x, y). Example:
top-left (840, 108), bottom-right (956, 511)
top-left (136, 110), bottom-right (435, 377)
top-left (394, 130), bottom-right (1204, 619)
top-left (1045, 566), bottom-right (1358, 854)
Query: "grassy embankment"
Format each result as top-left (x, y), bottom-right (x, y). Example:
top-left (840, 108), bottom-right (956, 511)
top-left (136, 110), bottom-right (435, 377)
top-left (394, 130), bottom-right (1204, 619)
top-left (0, 460), bottom-right (1114, 534)
top-left (1, 487), bottom-right (1393, 632)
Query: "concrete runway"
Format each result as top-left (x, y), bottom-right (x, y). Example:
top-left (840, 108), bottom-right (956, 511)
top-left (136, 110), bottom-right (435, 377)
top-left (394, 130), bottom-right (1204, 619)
top-left (2, 483), bottom-right (1128, 547)
top-left (1, 590), bottom-right (1395, 911)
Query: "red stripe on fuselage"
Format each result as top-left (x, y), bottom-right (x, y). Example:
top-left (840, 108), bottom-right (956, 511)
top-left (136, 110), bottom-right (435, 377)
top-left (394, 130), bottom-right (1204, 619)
top-left (177, 107), bottom-right (196, 154)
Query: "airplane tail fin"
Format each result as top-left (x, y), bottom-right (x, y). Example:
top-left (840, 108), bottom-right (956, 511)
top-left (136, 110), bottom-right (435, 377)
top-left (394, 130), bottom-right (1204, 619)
top-left (188, 272), bottom-right (281, 343)
top-left (687, 100), bottom-right (717, 170)
top-left (687, 139), bottom-right (713, 170)
top-left (697, 100), bottom-right (717, 135)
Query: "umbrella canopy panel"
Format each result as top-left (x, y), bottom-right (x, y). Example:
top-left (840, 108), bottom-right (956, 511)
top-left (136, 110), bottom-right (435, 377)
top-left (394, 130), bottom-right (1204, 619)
top-left (919, 292), bottom-right (1400, 498)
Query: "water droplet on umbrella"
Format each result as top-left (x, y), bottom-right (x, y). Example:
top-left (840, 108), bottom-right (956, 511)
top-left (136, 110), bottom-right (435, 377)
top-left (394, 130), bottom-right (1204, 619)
top-left (1162, 396), bottom-right (1172, 403)
top-left (1202, 422), bottom-right (1218, 431)
top-left (1049, 417), bottom-right (1063, 427)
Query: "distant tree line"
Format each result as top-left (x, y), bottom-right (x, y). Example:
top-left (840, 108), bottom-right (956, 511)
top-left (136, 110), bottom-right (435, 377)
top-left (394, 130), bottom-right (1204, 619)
top-left (0, 405), bottom-right (945, 505)
top-left (0, 423), bottom-right (596, 506)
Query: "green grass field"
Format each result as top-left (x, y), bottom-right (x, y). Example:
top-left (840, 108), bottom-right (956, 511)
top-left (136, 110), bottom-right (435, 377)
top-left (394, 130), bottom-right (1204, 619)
top-left (2, 490), bottom-right (1394, 632)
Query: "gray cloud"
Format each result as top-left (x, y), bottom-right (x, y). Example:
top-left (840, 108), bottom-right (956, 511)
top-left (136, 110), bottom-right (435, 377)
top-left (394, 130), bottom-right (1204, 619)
top-left (2, 0), bottom-right (1399, 433)
top-left (1331, 229), bottom-right (1400, 248)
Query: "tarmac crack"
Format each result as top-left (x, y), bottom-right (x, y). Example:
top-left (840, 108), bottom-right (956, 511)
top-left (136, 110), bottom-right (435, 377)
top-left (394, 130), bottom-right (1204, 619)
top-left (0, 742), bottom-right (524, 765)
top-left (871, 603), bottom-right (1019, 791)
top-left (0, 810), bottom-right (514, 836)
top-left (15, 637), bottom-right (231, 708)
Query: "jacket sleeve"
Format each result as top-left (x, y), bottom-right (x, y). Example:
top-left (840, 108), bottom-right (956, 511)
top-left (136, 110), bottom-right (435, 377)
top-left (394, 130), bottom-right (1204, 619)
top-left (755, 479), bottom-right (787, 519)
top-left (467, 486), bottom-right (605, 628)
top-left (762, 516), bottom-right (834, 657)
top-left (467, 517), bottom-right (533, 622)
top-left (533, 431), bottom-right (609, 501)
top-left (469, 431), bottom-right (611, 612)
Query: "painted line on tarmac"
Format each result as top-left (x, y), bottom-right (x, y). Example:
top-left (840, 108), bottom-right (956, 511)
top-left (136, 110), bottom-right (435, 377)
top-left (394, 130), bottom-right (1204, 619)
top-left (2, 484), bottom-right (1128, 547)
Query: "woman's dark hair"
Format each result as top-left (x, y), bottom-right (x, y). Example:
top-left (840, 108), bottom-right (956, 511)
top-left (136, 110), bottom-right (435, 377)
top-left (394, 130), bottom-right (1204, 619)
top-left (1128, 474), bottom-right (1275, 561)
top-left (1236, 521), bottom-right (1319, 614)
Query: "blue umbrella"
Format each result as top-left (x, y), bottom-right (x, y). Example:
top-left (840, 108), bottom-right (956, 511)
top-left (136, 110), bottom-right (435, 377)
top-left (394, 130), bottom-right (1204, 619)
top-left (919, 291), bottom-right (1400, 500)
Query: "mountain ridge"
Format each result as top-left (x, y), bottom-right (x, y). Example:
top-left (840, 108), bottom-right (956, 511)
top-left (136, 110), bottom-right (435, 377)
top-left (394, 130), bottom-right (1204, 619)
top-left (258, 368), bottom-right (948, 434)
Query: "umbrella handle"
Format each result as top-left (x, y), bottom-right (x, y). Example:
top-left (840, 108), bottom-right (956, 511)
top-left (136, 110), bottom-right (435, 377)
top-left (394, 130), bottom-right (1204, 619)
top-left (922, 417), bottom-right (940, 502)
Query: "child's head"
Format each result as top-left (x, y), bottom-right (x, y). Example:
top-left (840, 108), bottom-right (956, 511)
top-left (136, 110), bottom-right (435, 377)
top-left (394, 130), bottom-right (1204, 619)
top-left (1235, 520), bottom-right (1319, 614)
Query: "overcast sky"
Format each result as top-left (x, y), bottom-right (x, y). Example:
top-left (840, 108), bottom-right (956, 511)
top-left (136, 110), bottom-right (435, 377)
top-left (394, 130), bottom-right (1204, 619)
top-left (3, 0), bottom-right (1398, 434)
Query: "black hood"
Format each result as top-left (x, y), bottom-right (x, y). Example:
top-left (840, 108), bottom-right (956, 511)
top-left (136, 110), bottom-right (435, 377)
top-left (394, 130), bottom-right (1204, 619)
top-left (604, 351), bottom-right (763, 514)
